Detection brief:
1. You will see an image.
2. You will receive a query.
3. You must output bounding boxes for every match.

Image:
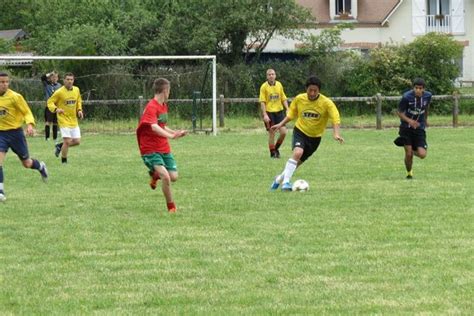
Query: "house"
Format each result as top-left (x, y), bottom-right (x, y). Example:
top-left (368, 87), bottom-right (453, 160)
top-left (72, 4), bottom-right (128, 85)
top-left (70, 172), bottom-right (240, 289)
top-left (261, 0), bottom-right (473, 82)
top-left (0, 29), bottom-right (28, 42)
top-left (0, 29), bottom-right (32, 66)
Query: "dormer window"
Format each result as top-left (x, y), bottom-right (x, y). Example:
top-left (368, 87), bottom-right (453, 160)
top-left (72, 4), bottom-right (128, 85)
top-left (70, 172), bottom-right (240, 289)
top-left (330, 0), bottom-right (358, 20)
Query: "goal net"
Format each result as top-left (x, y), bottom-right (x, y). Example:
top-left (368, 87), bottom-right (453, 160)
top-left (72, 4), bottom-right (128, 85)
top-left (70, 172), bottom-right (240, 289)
top-left (0, 55), bottom-right (217, 135)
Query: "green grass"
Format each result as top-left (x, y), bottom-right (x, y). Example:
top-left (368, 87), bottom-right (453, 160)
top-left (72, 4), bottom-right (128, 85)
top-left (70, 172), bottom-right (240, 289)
top-left (1, 128), bottom-right (473, 314)
top-left (53, 113), bottom-right (474, 134)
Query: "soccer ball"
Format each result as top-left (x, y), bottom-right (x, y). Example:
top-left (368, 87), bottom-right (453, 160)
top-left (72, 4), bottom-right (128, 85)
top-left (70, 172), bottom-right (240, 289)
top-left (292, 179), bottom-right (309, 192)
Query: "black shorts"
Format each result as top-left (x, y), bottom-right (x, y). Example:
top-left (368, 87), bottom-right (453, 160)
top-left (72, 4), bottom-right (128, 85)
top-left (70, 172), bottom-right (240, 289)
top-left (399, 127), bottom-right (427, 150)
top-left (264, 110), bottom-right (286, 130)
top-left (44, 107), bottom-right (58, 124)
top-left (292, 126), bottom-right (321, 162)
top-left (0, 128), bottom-right (30, 160)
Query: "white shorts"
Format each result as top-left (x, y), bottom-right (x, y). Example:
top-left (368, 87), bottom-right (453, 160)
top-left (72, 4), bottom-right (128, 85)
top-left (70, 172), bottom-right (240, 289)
top-left (60, 126), bottom-right (81, 139)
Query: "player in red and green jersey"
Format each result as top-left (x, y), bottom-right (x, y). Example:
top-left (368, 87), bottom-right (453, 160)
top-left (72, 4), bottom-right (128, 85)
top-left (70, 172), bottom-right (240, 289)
top-left (259, 69), bottom-right (289, 158)
top-left (137, 78), bottom-right (187, 213)
top-left (270, 76), bottom-right (344, 191)
top-left (0, 72), bottom-right (49, 202)
top-left (47, 73), bottom-right (83, 164)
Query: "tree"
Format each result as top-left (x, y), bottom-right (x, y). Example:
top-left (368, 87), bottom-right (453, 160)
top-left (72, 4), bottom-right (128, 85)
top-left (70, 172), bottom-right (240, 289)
top-left (0, 0), bottom-right (313, 64)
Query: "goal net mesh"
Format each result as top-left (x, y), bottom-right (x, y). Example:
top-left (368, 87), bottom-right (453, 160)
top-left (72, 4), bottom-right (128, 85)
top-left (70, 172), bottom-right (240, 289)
top-left (1, 57), bottom-right (215, 134)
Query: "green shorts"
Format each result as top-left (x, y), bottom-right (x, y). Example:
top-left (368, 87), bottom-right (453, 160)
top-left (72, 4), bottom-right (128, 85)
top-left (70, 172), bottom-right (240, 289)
top-left (141, 153), bottom-right (177, 173)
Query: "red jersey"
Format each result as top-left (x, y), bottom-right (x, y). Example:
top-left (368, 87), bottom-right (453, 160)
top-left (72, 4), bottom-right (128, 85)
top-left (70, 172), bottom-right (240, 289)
top-left (137, 98), bottom-right (171, 154)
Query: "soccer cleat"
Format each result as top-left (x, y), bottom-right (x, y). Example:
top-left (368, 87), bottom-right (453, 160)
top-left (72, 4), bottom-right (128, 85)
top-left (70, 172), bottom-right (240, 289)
top-left (406, 175), bottom-right (413, 179)
top-left (270, 150), bottom-right (277, 158)
top-left (0, 193), bottom-right (6, 202)
top-left (281, 182), bottom-right (293, 192)
top-left (39, 161), bottom-right (49, 182)
top-left (54, 144), bottom-right (61, 157)
top-left (148, 171), bottom-right (160, 190)
top-left (394, 136), bottom-right (406, 147)
top-left (149, 177), bottom-right (159, 190)
top-left (270, 177), bottom-right (281, 191)
top-left (168, 207), bottom-right (177, 213)
top-left (275, 149), bottom-right (280, 158)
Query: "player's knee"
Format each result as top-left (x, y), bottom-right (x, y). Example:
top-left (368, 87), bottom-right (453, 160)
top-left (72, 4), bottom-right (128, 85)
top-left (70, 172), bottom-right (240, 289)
top-left (160, 172), bottom-right (171, 183)
top-left (21, 159), bottom-right (31, 168)
top-left (293, 148), bottom-right (304, 160)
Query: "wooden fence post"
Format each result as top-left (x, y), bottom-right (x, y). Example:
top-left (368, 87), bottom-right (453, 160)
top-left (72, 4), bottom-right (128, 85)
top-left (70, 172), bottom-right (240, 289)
top-left (452, 93), bottom-right (459, 128)
top-left (138, 96), bottom-right (144, 119)
top-left (376, 93), bottom-right (382, 130)
top-left (219, 94), bottom-right (225, 127)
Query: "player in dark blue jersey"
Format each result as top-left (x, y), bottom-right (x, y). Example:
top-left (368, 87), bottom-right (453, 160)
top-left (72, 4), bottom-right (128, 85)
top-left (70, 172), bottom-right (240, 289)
top-left (394, 78), bottom-right (432, 179)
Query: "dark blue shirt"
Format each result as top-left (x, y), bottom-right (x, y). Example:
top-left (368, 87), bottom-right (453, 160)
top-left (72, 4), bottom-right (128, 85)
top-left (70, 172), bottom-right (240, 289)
top-left (398, 90), bottom-right (432, 130)
top-left (41, 76), bottom-right (62, 100)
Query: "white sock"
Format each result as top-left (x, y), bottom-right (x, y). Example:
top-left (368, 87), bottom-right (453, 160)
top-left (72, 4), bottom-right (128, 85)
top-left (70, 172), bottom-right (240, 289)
top-left (275, 172), bottom-right (284, 184)
top-left (283, 159), bottom-right (297, 184)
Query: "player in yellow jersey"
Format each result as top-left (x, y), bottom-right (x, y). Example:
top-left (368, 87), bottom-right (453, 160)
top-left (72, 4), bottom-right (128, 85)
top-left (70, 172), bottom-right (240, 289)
top-left (0, 72), bottom-right (49, 202)
top-left (47, 73), bottom-right (83, 164)
top-left (259, 69), bottom-right (289, 158)
top-left (270, 76), bottom-right (344, 191)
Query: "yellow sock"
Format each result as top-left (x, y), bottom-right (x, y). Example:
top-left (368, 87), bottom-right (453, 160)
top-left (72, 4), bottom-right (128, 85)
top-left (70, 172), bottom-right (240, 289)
top-left (407, 170), bottom-right (413, 177)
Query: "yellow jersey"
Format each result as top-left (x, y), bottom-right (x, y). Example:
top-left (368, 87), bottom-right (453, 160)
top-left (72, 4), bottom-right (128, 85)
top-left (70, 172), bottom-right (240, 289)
top-left (0, 89), bottom-right (35, 131)
top-left (259, 81), bottom-right (287, 112)
top-left (47, 86), bottom-right (83, 128)
top-left (287, 93), bottom-right (341, 137)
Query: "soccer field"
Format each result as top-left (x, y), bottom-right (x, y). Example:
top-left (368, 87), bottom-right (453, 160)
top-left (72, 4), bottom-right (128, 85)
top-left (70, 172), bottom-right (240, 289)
top-left (1, 128), bottom-right (473, 314)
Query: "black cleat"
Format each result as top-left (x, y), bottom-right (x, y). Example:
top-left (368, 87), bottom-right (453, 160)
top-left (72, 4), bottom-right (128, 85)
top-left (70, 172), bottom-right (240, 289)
top-left (406, 175), bottom-right (413, 180)
top-left (54, 144), bottom-right (61, 157)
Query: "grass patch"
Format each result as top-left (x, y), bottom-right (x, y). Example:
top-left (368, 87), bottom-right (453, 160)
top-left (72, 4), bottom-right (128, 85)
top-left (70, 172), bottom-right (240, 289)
top-left (1, 128), bottom-right (473, 313)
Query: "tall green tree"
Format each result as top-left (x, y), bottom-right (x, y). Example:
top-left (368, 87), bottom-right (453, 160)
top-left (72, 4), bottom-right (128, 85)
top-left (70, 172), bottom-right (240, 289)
top-left (0, 0), bottom-right (312, 64)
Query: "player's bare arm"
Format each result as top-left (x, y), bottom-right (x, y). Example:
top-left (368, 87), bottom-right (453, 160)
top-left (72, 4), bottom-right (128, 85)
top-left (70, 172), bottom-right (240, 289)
top-left (332, 124), bottom-right (344, 144)
top-left (25, 123), bottom-right (35, 136)
top-left (397, 111), bottom-right (420, 128)
top-left (151, 123), bottom-right (175, 139)
top-left (261, 102), bottom-right (270, 123)
top-left (271, 116), bottom-right (290, 131)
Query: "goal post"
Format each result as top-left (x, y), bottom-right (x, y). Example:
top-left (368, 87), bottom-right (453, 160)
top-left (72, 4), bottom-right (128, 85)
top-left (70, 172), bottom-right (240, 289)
top-left (0, 55), bottom-right (218, 135)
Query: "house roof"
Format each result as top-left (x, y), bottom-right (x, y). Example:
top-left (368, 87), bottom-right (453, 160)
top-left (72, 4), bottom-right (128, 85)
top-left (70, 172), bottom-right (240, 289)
top-left (0, 29), bottom-right (28, 41)
top-left (296, 0), bottom-right (402, 25)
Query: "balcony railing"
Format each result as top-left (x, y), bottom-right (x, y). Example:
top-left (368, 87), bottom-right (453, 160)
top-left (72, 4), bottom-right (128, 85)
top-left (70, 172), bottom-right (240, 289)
top-left (426, 14), bottom-right (451, 33)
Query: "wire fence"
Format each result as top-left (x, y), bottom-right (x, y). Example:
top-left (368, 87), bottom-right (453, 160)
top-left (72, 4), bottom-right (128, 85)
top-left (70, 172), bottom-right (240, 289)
top-left (27, 93), bottom-right (474, 134)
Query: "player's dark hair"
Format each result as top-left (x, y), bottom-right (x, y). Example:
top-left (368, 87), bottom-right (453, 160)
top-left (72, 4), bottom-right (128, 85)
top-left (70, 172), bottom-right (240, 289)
top-left (0, 72), bottom-right (9, 77)
top-left (64, 72), bottom-right (74, 78)
top-left (153, 78), bottom-right (170, 94)
top-left (412, 78), bottom-right (425, 87)
top-left (306, 76), bottom-right (322, 89)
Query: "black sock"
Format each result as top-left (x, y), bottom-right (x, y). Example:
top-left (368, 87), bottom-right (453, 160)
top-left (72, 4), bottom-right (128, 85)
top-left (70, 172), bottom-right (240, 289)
top-left (61, 157), bottom-right (67, 164)
top-left (45, 126), bottom-right (50, 139)
top-left (30, 159), bottom-right (41, 170)
top-left (0, 166), bottom-right (4, 194)
top-left (52, 125), bottom-right (58, 140)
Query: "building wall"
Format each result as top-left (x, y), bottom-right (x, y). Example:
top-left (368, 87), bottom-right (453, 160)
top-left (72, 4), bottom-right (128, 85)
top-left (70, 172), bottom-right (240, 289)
top-left (263, 0), bottom-right (473, 81)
